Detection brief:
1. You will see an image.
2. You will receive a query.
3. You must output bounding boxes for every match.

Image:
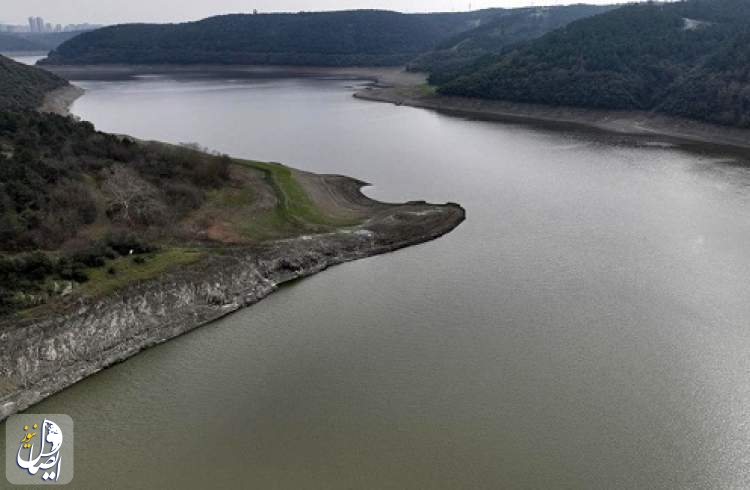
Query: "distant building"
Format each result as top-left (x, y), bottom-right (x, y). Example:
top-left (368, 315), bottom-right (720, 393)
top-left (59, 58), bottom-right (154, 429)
top-left (18, 16), bottom-right (103, 34)
top-left (22, 16), bottom-right (102, 34)
top-left (0, 24), bottom-right (27, 32)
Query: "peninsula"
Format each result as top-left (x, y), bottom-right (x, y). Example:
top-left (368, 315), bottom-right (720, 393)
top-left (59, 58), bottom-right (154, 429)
top-left (0, 55), bottom-right (465, 420)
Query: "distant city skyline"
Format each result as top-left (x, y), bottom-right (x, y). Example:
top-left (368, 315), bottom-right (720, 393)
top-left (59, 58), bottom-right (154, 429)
top-left (25, 16), bottom-right (96, 33)
top-left (0, 0), bottom-right (619, 25)
top-left (0, 15), bottom-right (101, 33)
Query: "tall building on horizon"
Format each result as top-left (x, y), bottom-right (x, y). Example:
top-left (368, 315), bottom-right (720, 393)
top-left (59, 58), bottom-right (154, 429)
top-left (28, 16), bottom-right (46, 33)
top-left (24, 16), bottom-right (101, 34)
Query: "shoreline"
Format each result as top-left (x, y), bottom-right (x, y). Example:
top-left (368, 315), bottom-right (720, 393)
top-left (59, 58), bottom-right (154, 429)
top-left (16, 61), bottom-right (748, 419)
top-left (39, 63), bottom-right (426, 87)
top-left (39, 84), bottom-right (85, 116)
top-left (0, 74), bottom-right (465, 421)
top-left (39, 62), bottom-right (750, 153)
top-left (0, 168), bottom-right (464, 421)
top-left (353, 84), bottom-right (750, 154)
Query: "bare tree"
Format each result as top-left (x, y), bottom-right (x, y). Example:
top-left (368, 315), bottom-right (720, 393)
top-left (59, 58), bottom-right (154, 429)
top-left (101, 165), bottom-right (166, 225)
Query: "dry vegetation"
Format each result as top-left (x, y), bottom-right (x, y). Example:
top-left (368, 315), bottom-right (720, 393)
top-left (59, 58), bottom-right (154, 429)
top-left (0, 112), bottom-right (365, 315)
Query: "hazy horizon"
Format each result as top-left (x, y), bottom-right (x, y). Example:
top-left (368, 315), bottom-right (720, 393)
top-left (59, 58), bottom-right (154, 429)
top-left (2, 0), bottom-right (619, 26)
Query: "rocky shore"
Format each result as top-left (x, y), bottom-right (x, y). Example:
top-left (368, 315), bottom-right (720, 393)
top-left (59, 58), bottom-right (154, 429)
top-left (0, 75), bottom-right (466, 421)
top-left (0, 174), bottom-right (464, 421)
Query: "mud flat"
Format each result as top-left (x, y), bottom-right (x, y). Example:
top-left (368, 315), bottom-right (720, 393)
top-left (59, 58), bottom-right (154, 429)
top-left (355, 84), bottom-right (750, 153)
top-left (40, 63), bottom-right (426, 86)
top-left (38, 84), bottom-right (85, 116)
top-left (38, 62), bottom-right (750, 152)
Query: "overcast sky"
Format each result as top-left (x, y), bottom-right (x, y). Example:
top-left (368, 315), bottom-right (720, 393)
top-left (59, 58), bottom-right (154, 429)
top-left (1, 0), bottom-right (619, 26)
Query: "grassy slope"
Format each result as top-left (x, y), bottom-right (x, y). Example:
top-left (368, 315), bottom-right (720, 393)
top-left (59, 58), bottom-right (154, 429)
top-left (245, 160), bottom-right (351, 226)
top-left (81, 248), bottom-right (205, 297)
top-left (177, 158), bottom-right (363, 244)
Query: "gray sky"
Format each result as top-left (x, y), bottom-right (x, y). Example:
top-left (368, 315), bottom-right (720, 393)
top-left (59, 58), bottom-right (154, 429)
top-left (1, 0), bottom-right (618, 26)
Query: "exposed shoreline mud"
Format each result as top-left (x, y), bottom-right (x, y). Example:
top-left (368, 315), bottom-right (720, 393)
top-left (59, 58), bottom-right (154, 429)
top-left (40, 62), bottom-right (750, 152)
top-left (38, 84), bottom-right (85, 116)
top-left (40, 63), bottom-right (426, 87)
top-left (354, 84), bottom-right (750, 154)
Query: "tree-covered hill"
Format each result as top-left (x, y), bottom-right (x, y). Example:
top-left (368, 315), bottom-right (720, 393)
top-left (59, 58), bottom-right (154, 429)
top-left (41, 9), bottom-right (503, 67)
top-left (0, 33), bottom-right (45, 53)
top-left (0, 55), bottom-right (235, 312)
top-left (410, 4), bottom-right (615, 84)
top-left (0, 55), bottom-right (68, 110)
top-left (0, 32), bottom-right (90, 53)
top-left (438, 0), bottom-right (750, 127)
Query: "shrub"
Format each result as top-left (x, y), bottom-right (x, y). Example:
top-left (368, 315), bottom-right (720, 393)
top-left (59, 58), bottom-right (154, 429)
top-left (106, 231), bottom-right (156, 256)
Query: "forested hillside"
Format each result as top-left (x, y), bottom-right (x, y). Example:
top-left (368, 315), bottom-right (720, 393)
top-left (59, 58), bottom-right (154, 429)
top-left (0, 34), bottom-right (44, 53)
top-left (0, 55), bottom-right (68, 110)
top-left (0, 56), bottom-right (233, 313)
top-left (410, 4), bottom-right (615, 84)
top-left (438, 0), bottom-right (750, 127)
top-left (0, 75), bottom-right (234, 313)
top-left (41, 10), bottom-right (501, 66)
top-left (0, 32), bottom-right (88, 53)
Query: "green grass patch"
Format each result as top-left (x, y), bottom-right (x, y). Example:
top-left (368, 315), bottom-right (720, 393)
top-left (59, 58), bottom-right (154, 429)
top-left (416, 83), bottom-right (437, 96)
top-left (241, 160), bottom-right (333, 225)
top-left (192, 158), bottom-right (364, 242)
top-left (81, 248), bottom-right (205, 297)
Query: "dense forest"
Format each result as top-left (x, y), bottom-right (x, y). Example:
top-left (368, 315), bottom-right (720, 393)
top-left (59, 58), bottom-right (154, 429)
top-left (0, 111), bottom-right (231, 253)
top-left (0, 55), bottom-right (233, 313)
top-left (0, 55), bottom-right (68, 110)
top-left (0, 33), bottom-right (43, 53)
top-left (410, 4), bottom-right (614, 84)
top-left (41, 10), bottom-right (503, 66)
top-left (0, 111), bottom-right (233, 313)
top-left (0, 31), bottom-right (86, 53)
top-left (438, 0), bottom-right (750, 127)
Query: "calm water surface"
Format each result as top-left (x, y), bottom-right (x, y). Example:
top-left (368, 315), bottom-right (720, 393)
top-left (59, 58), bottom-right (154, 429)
top-left (3, 72), bottom-right (750, 489)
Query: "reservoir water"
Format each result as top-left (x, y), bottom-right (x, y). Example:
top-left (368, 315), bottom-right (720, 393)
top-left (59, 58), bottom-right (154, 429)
top-left (3, 69), bottom-right (750, 488)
